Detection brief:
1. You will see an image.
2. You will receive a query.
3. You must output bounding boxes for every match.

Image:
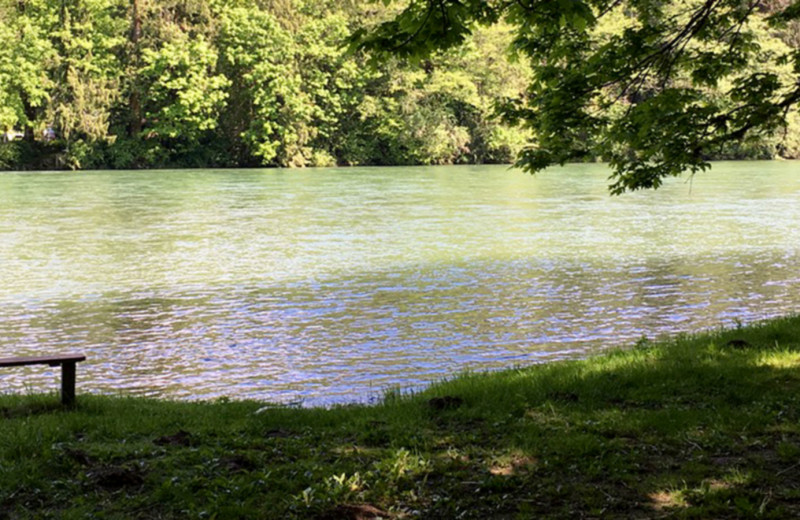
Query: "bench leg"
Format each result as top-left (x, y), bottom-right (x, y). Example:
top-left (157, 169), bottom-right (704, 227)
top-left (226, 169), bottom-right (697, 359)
top-left (61, 362), bottom-right (76, 406)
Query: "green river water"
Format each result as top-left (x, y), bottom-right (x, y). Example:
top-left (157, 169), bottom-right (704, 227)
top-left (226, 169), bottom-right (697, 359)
top-left (0, 163), bottom-right (798, 405)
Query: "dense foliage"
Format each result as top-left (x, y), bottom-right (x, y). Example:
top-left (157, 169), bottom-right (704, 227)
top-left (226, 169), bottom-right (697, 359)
top-left (0, 0), bottom-right (530, 169)
top-left (1, 0), bottom-right (798, 177)
top-left (357, 0), bottom-right (800, 192)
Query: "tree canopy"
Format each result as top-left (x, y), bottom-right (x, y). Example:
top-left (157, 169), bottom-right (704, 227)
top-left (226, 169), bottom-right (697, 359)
top-left (0, 0), bottom-right (531, 170)
top-left (354, 0), bottom-right (800, 193)
top-left (1, 0), bottom-right (798, 182)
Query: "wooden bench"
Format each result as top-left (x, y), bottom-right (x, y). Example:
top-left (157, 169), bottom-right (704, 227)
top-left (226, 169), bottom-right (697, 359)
top-left (0, 354), bottom-right (86, 405)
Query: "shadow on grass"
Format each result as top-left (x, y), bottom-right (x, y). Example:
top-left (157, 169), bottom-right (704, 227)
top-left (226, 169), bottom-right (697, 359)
top-left (0, 395), bottom-right (73, 419)
top-left (1, 317), bottom-right (800, 519)
top-left (355, 321), bottom-right (800, 518)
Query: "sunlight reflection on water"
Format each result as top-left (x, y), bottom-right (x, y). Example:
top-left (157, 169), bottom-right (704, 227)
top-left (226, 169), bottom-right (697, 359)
top-left (0, 163), bottom-right (798, 405)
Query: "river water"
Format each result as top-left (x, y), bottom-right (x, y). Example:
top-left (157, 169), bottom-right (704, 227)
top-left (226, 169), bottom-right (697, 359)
top-left (1, 163), bottom-right (798, 405)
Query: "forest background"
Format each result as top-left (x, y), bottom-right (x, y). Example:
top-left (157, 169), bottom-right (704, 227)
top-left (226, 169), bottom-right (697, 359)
top-left (1, 0), bottom-right (799, 171)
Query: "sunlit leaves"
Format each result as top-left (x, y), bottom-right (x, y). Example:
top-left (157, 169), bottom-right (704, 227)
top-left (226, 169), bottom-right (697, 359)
top-left (0, 2), bottom-right (54, 131)
top-left (357, 0), bottom-right (800, 192)
top-left (215, 5), bottom-right (298, 163)
top-left (139, 37), bottom-right (229, 141)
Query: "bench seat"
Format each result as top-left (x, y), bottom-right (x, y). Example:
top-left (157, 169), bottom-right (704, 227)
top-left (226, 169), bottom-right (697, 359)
top-left (0, 354), bottom-right (86, 368)
top-left (0, 354), bottom-right (86, 405)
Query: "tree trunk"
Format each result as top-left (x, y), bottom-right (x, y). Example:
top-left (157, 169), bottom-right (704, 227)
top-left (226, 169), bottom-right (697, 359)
top-left (129, 0), bottom-right (142, 135)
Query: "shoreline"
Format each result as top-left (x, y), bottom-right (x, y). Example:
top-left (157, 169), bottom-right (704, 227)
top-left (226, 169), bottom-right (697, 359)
top-left (1, 157), bottom-right (796, 174)
top-left (2, 314), bottom-right (800, 518)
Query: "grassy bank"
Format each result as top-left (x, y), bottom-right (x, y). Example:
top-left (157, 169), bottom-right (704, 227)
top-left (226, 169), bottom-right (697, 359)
top-left (2, 317), bottom-right (800, 519)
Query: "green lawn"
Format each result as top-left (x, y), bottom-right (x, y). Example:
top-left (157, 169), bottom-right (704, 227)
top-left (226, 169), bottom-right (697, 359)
top-left (2, 316), bottom-right (800, 519)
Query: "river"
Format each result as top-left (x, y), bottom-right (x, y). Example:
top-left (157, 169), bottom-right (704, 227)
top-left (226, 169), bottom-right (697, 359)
top-left (1, 163), bottom-right (798, 405)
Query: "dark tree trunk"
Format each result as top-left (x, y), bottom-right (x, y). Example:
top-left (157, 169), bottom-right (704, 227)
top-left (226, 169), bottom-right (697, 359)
top-left (21, 96), bottom-right (37, 143)
top-left (129, 0), bottom-right (142, 135)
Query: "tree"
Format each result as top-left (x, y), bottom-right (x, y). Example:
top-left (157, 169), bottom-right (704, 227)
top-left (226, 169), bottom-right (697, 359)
top-left (353, 0), bottom-right (800, 193)
top-left (52, 0), bottom-right (124, 153)
top-left (214, 3), bottom-right (304, 166)
top-left (0, 0), bottom-right (55, 141)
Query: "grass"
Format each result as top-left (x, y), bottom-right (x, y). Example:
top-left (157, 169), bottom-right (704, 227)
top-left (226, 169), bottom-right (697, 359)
top-left (2, 316), bottom-right (800, 518)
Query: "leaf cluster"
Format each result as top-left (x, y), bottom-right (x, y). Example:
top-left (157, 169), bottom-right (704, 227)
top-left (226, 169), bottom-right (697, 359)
top-left (356, 0), bottom-right (800, 192)
top-left (0, 0), bottom-right (531, 170)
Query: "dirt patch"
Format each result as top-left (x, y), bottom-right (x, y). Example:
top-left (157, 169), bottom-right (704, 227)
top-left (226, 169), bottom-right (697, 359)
top-left (649, 490), bottom-right (685, 511)
top-left (64, 447), bottom-right (95, 466)
top-left (87, 465), bottom-right (145, 490)
top-left (428, 396), bottom-right (463, 411)
top-left (489, 454), bottom-right (538, 476)
top-left (266, 428), bottom-right (293, 439)
top-left (154, 430), bottom-right (192, 446)
top-left (319, 503), bottom-right (393, 519)
top-left (725, 339), bottom-right (752, 349)
top-left (547, 391), bottom-right (579, 403)
top-left (219, 454), bottom-right (258, 473)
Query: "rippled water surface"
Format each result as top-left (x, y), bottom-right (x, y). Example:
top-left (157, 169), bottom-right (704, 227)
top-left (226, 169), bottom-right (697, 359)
top-left (1, 163), bottom-right (799, 405)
